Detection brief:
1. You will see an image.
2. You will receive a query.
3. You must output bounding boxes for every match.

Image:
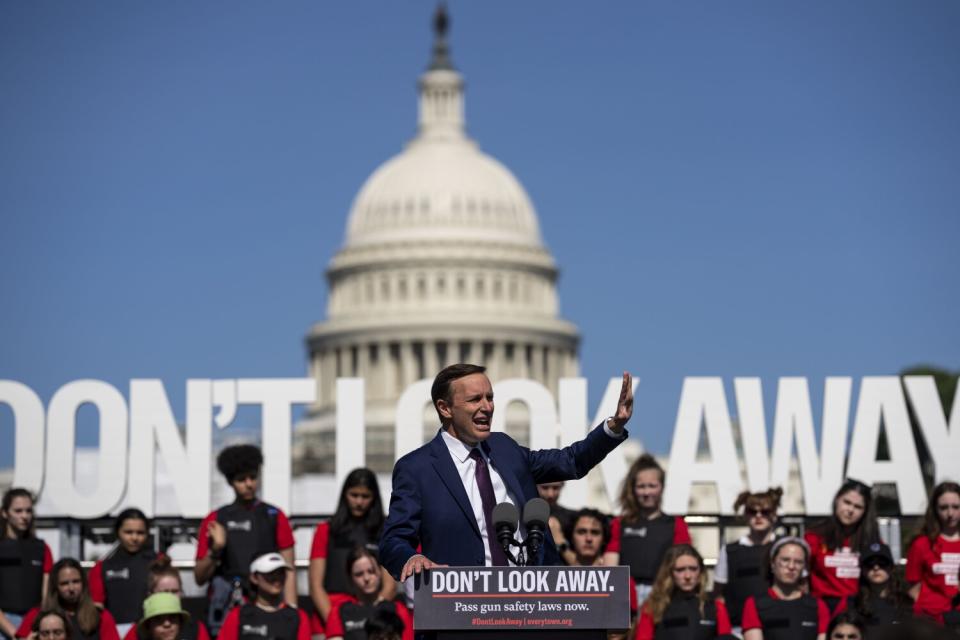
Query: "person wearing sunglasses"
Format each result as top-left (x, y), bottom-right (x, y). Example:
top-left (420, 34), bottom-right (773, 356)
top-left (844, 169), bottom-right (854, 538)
top-left (216, 552), bottom-right (310, 640)
top-left (136, 594), bottom-right (190, 640)
top-left (742, 537), bottom-right (830, 640)
top-left (804, 479), bottom-right (879, 613)
top-left (833, 542), bottom-right (911, 629)
top-left (714, 488), bottom-right (783, 634)
top-left (120, 557), bottom-right (210, 640)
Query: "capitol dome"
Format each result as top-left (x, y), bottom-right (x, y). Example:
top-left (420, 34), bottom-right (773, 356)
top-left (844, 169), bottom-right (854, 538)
top-left (296, 8), bottom-right (580, 474)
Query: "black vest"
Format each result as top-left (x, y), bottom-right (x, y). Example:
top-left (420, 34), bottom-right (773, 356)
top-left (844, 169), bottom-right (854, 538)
top-left (102, 549), bottom-right (159, 624)
top-left (654, 594), bottom-right (720, 640)
top-left (619, 515), bottom-right (677, 584)
top-left (944, 608), bottom-right (960, 629)
top-left (67, 612), bottom-right (104, 640)
top-left (753, 593), bottom-right (819, 640)
top-left (337, 602), bottom-right (397, 640)
top-left (723, 541), bottom-right (771, 626)
top-left (0, 537), bottom-right (45, 614)
top-left (323, 523), bottom-right (378, 595)
top-left (843, 593), bottom-right (907, 628)
top-left (215, 502), bottom-right (279, 578)
top-left (237, 604), bottom-right (300, 640)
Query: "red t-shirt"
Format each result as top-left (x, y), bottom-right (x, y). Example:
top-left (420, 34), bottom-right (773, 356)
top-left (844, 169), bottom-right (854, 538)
top-left (634, 597), bottom-right (731, 640)
top-left (741, 589), bottom-right (830, 633)
top-left (906, 534), bottom-right (960, 622)
top-left (17, 607), bottom-right (121, 640)
top-left (218, 604), bottom-right (310, 640)
top-left (309, 521), bottom-right (331, 559)
top-left (194, 504), bottom-right (295, 560)
top-left (325, 597), bottom-right (414, 640)
top-left (804, 530), bottom-right (860, 599)
top-left (606, 515), bottom-right (691, 553)
top-left (122, 619), bottom-right (210, 640)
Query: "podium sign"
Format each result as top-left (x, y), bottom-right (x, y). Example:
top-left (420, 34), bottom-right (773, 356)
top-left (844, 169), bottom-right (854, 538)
top-left (413, 566), bottom-right (630, 632)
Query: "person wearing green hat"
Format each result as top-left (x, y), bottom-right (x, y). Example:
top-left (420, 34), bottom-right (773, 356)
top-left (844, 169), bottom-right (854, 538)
top-left (137, 594), bottom-right (189, 640)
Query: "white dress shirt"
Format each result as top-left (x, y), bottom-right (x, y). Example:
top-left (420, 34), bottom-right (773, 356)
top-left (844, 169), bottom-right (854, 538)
top-left (440, 430), bottom-right (525, 566)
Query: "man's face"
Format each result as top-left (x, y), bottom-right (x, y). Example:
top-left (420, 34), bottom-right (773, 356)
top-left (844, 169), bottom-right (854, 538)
top-left (538, 482), bottom-right (563, 505)
top-left (571, 516), bottom-right (604, 561)
top-left (230, 470), bottom-right (259, 502)
top-left (438, 373), bottom-right (494, 446)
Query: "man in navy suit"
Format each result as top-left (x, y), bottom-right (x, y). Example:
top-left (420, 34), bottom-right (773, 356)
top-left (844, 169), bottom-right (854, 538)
top-left (379, 363), bottom-right (634, 581)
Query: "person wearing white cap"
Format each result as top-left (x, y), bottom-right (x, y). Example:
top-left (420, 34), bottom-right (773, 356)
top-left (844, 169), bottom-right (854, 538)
top-left (216, 553), bottom-right (310, 640)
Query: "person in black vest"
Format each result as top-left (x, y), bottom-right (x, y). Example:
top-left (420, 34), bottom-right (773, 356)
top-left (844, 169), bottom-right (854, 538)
top-left (89, 509), bottom-right (160, 637)
top-left (136, 593), bottom-right (190, 640)
top-left (605, 455), bottom-right (692, 607)
top-left (27, 611), bottom-right (69, 640)
top-left (16, 558), bottom-right (120, 640)
top-left (325, 547), bottom-right (412, 640)
top-left (741, 537), bottom-right (830, 640)
top-left (218, 552), bottom-right (310, 640)
top-left (824, 611), bottom-right (865, 640)
top-left (834, 542), bottom-right (911, 629)
top-left (714, 487), bottom-right (783, 634)
top-left (120, 556), bottom-right (211, 640)
top-left (309, 469), bottom-right (394, 636)
top-left (1, 488), bottom-right (53, 640)
top-left (194, 445), bottom-right (296, 634)
top-left (635, 544), bottom-right (733, 640)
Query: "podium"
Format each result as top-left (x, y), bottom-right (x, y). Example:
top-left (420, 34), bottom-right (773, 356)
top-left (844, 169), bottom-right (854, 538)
top-left (412, 565), bottom-right (631, 639)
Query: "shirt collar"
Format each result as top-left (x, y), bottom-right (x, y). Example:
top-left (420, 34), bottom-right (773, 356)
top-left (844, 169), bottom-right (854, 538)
top-left (440, 428), bottom-right (488, 464)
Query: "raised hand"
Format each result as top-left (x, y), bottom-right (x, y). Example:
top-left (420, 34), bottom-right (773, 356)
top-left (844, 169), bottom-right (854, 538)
top-left (607, 371), bottom-right (633, 434)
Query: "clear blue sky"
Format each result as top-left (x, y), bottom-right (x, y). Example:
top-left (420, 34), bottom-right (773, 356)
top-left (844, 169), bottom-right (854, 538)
top-left (2, 1), bottom-right (958, 468)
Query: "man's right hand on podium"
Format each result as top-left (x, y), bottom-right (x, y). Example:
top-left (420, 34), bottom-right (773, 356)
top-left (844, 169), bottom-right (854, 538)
top-left (400, 553), bottom-right (448, 581)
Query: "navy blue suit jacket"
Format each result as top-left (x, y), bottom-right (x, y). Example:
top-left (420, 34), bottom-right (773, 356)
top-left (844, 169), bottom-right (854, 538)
top-left (379, 422), bottom-right (627, 579)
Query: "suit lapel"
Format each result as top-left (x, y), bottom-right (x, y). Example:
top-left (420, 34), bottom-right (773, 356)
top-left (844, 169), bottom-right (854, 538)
top-left (429, 432), bottom-right (481, 537)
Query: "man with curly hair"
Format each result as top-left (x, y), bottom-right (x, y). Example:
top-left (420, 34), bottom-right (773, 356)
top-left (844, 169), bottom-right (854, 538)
top-left (194, 444), bottom-right (296, 634)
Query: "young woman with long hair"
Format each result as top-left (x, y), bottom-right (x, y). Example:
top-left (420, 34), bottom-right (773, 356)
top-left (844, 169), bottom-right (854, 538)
top-left (309, 469), bottom-right (395, 633)
top-left (714, 487), bottom-right (782, 631)
top-left (803, 479), bottom-right (878, 611)
top-left (604, 455), bottom-right (691, 606)
top-left (741, 538), bottom-right (830, 640)
top-left (0, 488), bottom-right (53, 640)
top-left (905, 480), bottom-right (960, 622)
top-left (16, 558), bottom-right (120, 640)
top-left (834, 542), bottom-right (911, 629)
top-left (120, 557), bottom-right (210, 640)
top-left (88, 509), bottom-right (161, 636)
top-left (634, 545), bottom-right (731, 640)
top-left (324, 547), bottom-right (412, 640)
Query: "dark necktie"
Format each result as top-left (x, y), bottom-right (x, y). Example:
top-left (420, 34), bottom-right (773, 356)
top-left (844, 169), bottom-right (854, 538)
top-left (469, 448), bottom-right (509, 566)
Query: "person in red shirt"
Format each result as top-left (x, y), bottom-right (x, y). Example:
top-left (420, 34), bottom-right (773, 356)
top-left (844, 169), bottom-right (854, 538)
top-left (16, 558), bottom-right (120, 640)
top-left (88, 509), bottom-right (162, 638)
top-left (193, 445), bottom-right (297, 634)
top-left (906, 480), bottom-right (960, 623)
top-left (635, 544), bottom-right (732, 640)
top-left (218, 553), bottom-right (310, 640)
top-left (803, 479), bottom-right (878, 612)
top-left (604, 454), bottom-right (691, 606)
top-left (325, 548), bottom-right (412, 640)
top-left (308, 469), bottom-right (395, 636)
top-left (0, 488), bottom-right (53, 640)
top-left (742, 537), bottom-right (830, 640)
top-left (120, 557), bottom-right (211, 640)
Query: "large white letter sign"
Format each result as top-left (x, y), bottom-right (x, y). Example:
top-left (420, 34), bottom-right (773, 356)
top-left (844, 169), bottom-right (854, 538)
top-left (491, 379), bottom-right (557, 451)
top-left (847, 377), bottom-right (926, 514)
top-left (46, 380), bottom-right (128, 517)
top-left (128, 380), bottom-right (212, 518)
top-left (0, 381), bottom-right (45, 493)
top-left (664, 378), bottom-right (742, 515)
top-left (904, 376), bottom-right (960, 486)
top-left (734, 378), bottom-right (769, 493)
top-left (769, 377), bottom-right (851, 515)
top-left (394, 380), bottom-right (432, 461)
top-left (334, 378), bottom-right (365, 492)
top-left (237, 379), bottom-right (316, 514)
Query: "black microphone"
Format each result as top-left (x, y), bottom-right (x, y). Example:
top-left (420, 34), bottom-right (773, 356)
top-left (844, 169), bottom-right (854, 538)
top-left (522, 497), bottom-right (550, 565)
top-left (492, 502), bottom-right (519, 562)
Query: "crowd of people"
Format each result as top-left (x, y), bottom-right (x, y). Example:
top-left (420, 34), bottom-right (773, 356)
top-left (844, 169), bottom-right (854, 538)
top-left (1, 442), bottom-right (958, 640)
